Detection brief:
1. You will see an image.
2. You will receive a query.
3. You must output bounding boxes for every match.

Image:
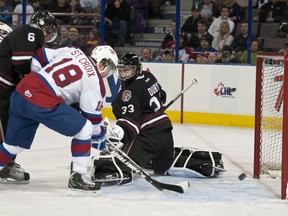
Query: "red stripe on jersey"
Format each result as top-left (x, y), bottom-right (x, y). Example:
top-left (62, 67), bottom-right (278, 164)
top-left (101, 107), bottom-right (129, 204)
top-left (0, 82), bottom-right (14, 90)
top-left (33, 48), bottom-right (47, 67)
top-left (0, 71), bottom-right (15, 82)
top-left (12, 51), bottom-right (34, 56)
top-left (16, 72), bottom-right (64, 108)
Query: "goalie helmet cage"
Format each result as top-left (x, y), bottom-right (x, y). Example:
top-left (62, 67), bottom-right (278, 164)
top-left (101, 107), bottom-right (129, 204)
top-left (254, 52), bottom-right (288, 200)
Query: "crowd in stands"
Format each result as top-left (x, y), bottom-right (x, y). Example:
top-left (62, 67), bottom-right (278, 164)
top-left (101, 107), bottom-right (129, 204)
top-left (153, 0), bottom-right (288, 64)
top-left (0, 0), bottom-right (288, 64)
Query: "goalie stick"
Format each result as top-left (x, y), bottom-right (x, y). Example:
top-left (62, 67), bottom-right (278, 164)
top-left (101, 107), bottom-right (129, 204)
top-left (103, 118), bottom-right (190, 193)
top-left (163, 78), bottom-right (198, 111)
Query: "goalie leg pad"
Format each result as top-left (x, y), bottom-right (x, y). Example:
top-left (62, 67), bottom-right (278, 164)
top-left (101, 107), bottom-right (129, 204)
top-left (91, 154), bottom-right (133, 186)
top-left (168, 147), bottom-right (224, 177)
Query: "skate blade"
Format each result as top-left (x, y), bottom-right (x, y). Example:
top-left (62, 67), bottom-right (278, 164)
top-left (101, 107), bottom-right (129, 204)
top-left (0, 177), bottom-right (29, 184)
top-left (68, 188), bottom-right (101, 197)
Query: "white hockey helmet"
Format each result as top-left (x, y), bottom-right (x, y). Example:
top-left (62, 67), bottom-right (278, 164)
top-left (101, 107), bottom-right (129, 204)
top-left (0, 22), bottom-right (12, 42)
top-left (90, 45), bottom-right (118, 78)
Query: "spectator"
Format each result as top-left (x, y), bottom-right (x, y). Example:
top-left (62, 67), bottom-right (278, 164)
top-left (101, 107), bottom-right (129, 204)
top-left (66, 0), bottom-right (88, 26)
top-left (191, 34), bottom-right (218, 63)
top-left (50, 0), bottom-right (70, 25)
top-left (198, 0), bottom-right (218, 22)
top-left (215, 45), bottom-right (240, 63)
top-left (57, 25), bottom-right (70, 47)
top-left (253, 0), bottom-right (288, 22)
top-left (159, 19), bottom-right (176, 52)
top-left (240, 40), bottom-right (260, 64)
top-left (188, 18), bottom-right (213, 50)
top-left (39, 0), bottom-right (52, 10)
top-left (31, 0), bottom-right (44, 12)
top-left (211, 20), bottom-right (234, 51)
top-left (89, 4), bottom-right (114, 45)
top-left (105, 0), bottom-right (131, 47)
top-left (167, 35), bottom-right (193, 63)
top-left (217, 0), bottom-right (245, 24)
top-left (207, 52), bottom-right (218, 63)
top-left (178, 35), bottom-right (193, 63)
top-left (84, 28), bottom-right (107, 56)
top-left (231, 20), bottom-right (257, 54)
top-left (163, 50), bottom-right (174, 62)
top-left (0, 0), bottom-right (12, 24)
top-left (12, 0), bottom-right (34, 26)
top-left (181, 5), bottom-right (202, 37)
top-left (139, 47), bottom-right (152, 62)
top-left (208, 6), bottom-right (235, 37)
top-left (66, 27), bottom-right (86, 53)
top-left (129, 0), bottom-right (149, 34)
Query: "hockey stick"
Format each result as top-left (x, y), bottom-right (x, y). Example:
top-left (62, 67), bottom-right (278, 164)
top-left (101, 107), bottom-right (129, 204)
top-left (163, 78), bottom-right (198, 111)
top-left (0, 119), bottom-right (4, 143)
top-left (103, 118), bottom-right (190, 193)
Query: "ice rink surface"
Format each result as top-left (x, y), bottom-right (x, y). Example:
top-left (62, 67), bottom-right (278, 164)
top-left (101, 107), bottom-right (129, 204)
top-left (1, 123), bottom-right (288, 216)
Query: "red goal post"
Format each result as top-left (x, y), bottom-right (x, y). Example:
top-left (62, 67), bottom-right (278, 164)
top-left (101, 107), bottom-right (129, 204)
top-left (254, 52), bottom-right (288, 200)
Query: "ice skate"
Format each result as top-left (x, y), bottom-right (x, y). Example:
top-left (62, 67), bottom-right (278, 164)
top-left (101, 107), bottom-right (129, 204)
top-left (0, 162), bottom-right (30, 184)
top-left (68, 171), bottom-right (101, 196)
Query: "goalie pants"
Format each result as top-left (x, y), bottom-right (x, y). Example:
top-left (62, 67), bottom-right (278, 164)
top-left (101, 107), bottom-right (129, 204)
top-left (127, 129), bottom-right (174, 175)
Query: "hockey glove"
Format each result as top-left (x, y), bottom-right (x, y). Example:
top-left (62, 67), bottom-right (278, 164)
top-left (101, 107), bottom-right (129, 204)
top-left (92, 126), bottom-right (107, 150)
top-left (106, 125), bottom-right (125, 149)
top-left (107, 125), bottom-right (124, 141)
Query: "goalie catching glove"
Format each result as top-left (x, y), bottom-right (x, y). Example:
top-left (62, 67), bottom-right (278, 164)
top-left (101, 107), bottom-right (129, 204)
top-left (167, 147), bottom-right (224, 178)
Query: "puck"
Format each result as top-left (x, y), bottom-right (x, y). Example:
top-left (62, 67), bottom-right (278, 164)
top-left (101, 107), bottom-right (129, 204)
top-left (238, 173), bottom-right (246, 181)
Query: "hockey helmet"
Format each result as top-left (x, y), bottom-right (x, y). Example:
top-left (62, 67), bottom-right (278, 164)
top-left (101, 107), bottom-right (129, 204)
top-left (117, 52), bottom-right (142, 81)
top-left (29, 10), bottom-right (57, 43)
top-left (0, 22), bottom-right (12, 42)
top-left (90, 45), bottom-right (118, 78)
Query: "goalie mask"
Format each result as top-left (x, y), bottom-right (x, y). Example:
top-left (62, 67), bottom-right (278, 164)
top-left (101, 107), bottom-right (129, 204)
top-left (29, 10), bottom-right (58, 43)
top-left (0, 22), bottom-right (12, 43)
top-left (117, 52), bottom-right (142, 82)
top-left (90, 45), bottom-right (118, 78)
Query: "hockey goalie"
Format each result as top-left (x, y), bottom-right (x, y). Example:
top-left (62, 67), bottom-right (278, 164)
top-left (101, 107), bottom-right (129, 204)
top-left (91, 52), bottom-right (224, 185)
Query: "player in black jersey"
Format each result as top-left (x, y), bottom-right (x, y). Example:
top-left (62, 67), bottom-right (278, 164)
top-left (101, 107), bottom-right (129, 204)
top-left (110, 52), bottom-right (174, 175)
top-left (0, 11), bottom-right (57, 184)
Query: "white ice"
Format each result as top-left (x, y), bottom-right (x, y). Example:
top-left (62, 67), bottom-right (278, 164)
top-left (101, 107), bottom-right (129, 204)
top-left (1, 123), bottom-right (288, 216)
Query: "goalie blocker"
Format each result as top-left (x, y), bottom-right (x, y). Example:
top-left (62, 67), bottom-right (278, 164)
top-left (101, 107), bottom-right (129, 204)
top-left (91, 146), bottom-right (224, 185)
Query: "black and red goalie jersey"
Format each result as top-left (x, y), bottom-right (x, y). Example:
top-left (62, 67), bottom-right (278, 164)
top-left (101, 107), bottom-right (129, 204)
top-left (112, 70), bottom-right (172, 148)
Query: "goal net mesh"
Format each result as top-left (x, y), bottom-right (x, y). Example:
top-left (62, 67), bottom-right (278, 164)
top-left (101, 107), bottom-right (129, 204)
top-left (255, 53), bottom-right (288, 200)
top-left (258, 57), bottom-right (284, 175)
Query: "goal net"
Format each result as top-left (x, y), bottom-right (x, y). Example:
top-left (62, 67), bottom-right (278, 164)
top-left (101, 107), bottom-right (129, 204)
top-left (254, 52), bottom-right (288, 200)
